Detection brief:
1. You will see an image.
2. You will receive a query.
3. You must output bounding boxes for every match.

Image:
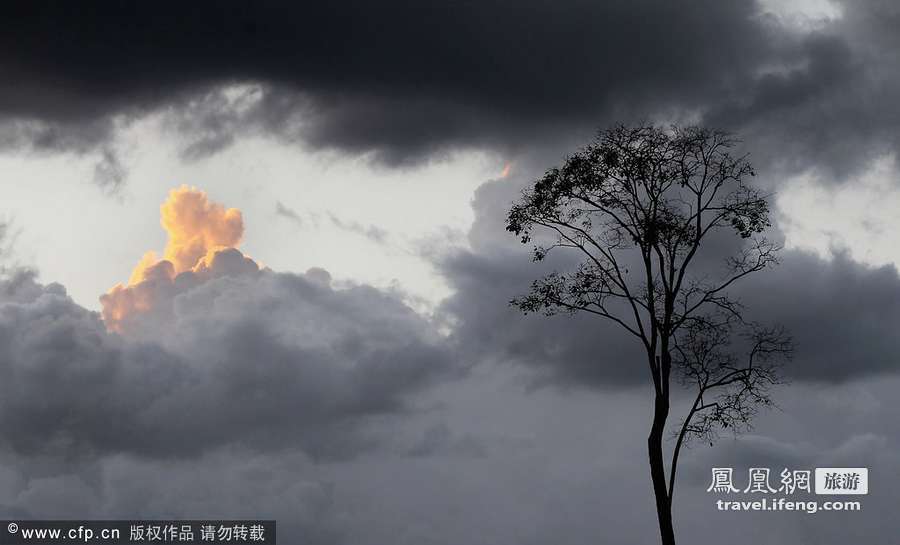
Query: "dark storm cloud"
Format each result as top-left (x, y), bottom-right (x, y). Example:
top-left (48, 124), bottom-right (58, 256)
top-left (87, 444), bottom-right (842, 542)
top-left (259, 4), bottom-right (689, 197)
top-left (439, 174), bottom-right (900, 387)
top-left (1, 343), bottom-right (897, 544)
top-left (440, 246), bottom-right (647, 388)
top-left (0, 256), bottom-right (894, 544)
top-left (4, 0), bottom-right (894, 175)
top-left (734, 250), bottom-right (900, 381)
top-left (405, 422), bottom-right (487, 458)
top-left (722, 3), bottom-right (900, 182)
top-left (0, 267), bottom-right (453, 461)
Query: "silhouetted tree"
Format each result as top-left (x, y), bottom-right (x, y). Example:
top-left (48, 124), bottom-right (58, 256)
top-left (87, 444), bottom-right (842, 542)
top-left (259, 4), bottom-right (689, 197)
top-left (507, 125), bottom-right (792, 545)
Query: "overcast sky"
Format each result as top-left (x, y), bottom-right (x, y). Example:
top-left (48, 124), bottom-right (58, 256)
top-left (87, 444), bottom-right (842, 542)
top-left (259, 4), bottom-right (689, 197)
top-left (1, 1), bottom-right (899, 543)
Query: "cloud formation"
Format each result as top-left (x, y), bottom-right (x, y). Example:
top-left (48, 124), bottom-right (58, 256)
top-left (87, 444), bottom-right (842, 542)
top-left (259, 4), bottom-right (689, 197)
top-left (275, 201), bottom-right (389, 246)
top-left (101, 186), bottom-right (247, 332)
top-left (439, 173), bottom-right (900, 387)
top-left (1, 265), bottom-right (451, 461)
top-left (156, 186), bottom-right (244, 273)
top-left (2, 3), bottom-right (900, 542)
top-left (1, 182), bottom-right (897, 544)
top-left (3, 0), bottom-right (898, 180)
top-left (0, 189), bottom-right (453, 463)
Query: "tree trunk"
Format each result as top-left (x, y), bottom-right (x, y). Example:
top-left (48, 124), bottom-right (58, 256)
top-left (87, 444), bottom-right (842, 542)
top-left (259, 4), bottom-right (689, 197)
top-left (649, 391), bottom-right (675, 545)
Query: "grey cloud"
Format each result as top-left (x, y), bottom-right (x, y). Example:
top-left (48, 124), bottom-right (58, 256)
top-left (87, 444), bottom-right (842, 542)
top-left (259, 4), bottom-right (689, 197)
top-left (440, 246), bottom-right (647, 388)
top-left (275, 201), bottom-right (304, 227)
top-left (0, 447), bottom-right (345, 545)
top-left (162, 87), bottom-right (261, 161)
top-left (735, 250), bottom-right (900, 382)
top-left (325, 213), bottom-right (389, 245)
top-left (92, 147), bottom-right (127, 193)
top-left (0, 263), bottom-right (454, 462)
top-left (439, 171), bottom-right (900, 388)
top-left (310, 374), bottom-right (900, 545)
top-left (405, 422), bottom-right (487, 459)
top-left (4, 0), bottom-right (896, 179)
top-left (0, 117), bottom-right (128, 190)
top-left (275, 201), bottom-right (389, 245)
top-left (0, 319), bottom-right (893, 544)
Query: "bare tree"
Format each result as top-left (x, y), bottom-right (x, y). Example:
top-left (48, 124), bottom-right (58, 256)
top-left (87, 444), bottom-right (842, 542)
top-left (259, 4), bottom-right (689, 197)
top-left (506, 125), bottom-right (792, 545)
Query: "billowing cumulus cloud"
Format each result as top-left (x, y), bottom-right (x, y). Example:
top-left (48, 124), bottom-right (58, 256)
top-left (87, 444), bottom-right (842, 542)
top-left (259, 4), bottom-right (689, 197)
top-left (0, 190), bottom-right (453, 463)
top-left (156, 185), bottom-right (244, 273)
top-left (101, 186), bottom-right (249, 332)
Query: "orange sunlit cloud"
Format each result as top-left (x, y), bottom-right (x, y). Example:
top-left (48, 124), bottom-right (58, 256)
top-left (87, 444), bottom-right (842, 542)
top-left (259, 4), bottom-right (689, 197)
top-left (129, 185), bottom-right (244, 284)
top-left (101, 185), bottom-right (254, 332)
